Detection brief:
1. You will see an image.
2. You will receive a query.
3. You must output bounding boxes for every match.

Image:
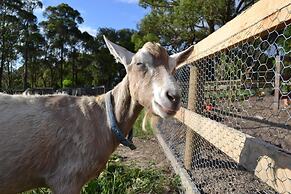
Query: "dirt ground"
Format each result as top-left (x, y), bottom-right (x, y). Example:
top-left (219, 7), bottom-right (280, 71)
top-left (115, 137), bottom-right (173, 174)
top-left (218, 95), bottom-right (291, 153)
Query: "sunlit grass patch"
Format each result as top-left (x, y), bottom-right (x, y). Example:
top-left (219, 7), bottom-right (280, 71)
top-left (133, 109), bottom-right (154, 139)
top-left (22, 155), bottom-right (181, 194)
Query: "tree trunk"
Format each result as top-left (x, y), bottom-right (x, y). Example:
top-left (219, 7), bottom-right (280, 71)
top-left (60, 45), bottom-right (64, 88)
top-left (7, 61), bottom-right (11, 89)
top-left (50, 66), bottom-right (54, 87)
top-left (23, 22), bottom-right (29, 90)
top-left (225, 0), bottom-right (232, 23)
top-left (30, 61), bottom-right (34, 88)
top-left (0, 53), bottom-right (4, 91)
top-left (41, 75), bottom-right (47, 88)
top-left (23, 47), bottom-right (29, 89)
top-left (72, 49), bottom-right (77, 87)
top-left (0, 25), bottom-right (5, 91)
top-left (208, 20), bottom-right (215, 34)
top-left (34, 68), bottom-right (37, 88)
top-left (75, 69), bottom-right (78, 87)
top-left (0, 10), bottom-right (6, 91)
top-left (72, 53), bottom-right (75, 87)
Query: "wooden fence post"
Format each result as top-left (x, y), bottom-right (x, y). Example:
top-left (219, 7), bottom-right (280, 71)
top-left (273, 55), bottom-right (280, 112)
top-left (184, 65), bottom-right (199, 170)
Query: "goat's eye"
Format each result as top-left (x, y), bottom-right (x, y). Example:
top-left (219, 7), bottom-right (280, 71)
top-left (136, 62), bottom-right (144, 66)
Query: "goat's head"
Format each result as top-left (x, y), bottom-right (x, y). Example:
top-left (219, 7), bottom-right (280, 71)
top-left (104, 36), bottom-right (193, 118)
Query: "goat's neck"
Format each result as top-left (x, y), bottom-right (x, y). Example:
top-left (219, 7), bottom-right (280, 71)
top-left (110, 75), bottom-right (143, 137)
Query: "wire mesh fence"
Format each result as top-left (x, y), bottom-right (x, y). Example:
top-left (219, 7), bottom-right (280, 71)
top-left (156, 2), bottom-right (291, 194)
top-left (158, 118), bottom-right (278, 193)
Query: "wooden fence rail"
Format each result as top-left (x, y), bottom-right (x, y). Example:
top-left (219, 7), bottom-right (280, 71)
top-left (174, 108), bottom-right (291, 193)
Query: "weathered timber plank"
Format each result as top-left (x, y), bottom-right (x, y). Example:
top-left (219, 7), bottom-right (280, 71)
top-left (155, 129), bottom-right (200, 194)
top-left (174, 107), bottom-right (291, 193)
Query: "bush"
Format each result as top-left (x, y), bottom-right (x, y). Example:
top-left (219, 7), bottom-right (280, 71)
top-left (63, 79), bottom-right (73, 88)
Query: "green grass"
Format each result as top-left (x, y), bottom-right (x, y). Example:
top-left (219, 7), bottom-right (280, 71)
top-left (132, 109), bottom-right (154, 139)
top-left (82, 155), bottom-right (181, 194)
top-left (23, 155), bottom-right (182, 194)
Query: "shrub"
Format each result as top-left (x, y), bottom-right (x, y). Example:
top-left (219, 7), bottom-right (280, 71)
top-left (63, 79), bottom-right (73, 88)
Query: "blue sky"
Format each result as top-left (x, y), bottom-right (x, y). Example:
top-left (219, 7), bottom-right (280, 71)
top-left (35, 0), bottom-right (149, 36)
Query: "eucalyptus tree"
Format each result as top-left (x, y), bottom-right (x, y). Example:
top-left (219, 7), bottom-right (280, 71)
top-left (40, 3), bottom-right (84, 88)
top-left (0, 0), bottom-right (22, 90)
top-left (71, 31), bottom-right (94, 87)
top-left (134, 0), bottom-right (257, 52)
top-left (18, 0), bottom-right (43, 89)
top-left (93, 28), bottom-right (135, 89)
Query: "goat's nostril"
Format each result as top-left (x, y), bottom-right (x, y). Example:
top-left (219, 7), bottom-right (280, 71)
top-left (166, 91), bottom-right (179, 102)
top-left (166, 92), bottom-right (174, 102)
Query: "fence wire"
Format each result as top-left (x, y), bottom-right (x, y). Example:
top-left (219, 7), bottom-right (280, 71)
top-left (158, 118), bottom-right (277, 194)
top-left (157, 5), bottom-right (290, 194)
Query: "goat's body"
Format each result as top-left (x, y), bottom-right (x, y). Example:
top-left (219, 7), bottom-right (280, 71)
top-left (0, 93), bottom-right (115, 194)
top-left (0, 37), bottom-right (192, 193)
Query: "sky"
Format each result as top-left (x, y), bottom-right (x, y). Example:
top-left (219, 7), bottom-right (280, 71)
top-left (34, 0), bottom-right (149, 36)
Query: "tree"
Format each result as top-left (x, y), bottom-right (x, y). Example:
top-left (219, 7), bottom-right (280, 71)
top-left (18, 0), bottom-right (43, 89)
top-left (40, 3), bottom-right (84, 88)
top-left (135, 0), bottom-right (257, 52)
top-left (0, 0), bottom-right (22, 90)
top-left (92, 28), bottom-right (136, 89)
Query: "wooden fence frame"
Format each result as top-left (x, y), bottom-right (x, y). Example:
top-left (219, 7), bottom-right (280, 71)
top-left (158, 0), bottom-right (291, 193)
top-left (174, 108), bottom-right (291, 193)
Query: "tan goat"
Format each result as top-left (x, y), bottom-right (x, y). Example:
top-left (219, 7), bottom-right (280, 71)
top-left (0, 36), bottom-right (193, 194)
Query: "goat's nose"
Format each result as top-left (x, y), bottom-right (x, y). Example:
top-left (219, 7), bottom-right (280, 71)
top-left (166, 90), bottom-right (180, 104)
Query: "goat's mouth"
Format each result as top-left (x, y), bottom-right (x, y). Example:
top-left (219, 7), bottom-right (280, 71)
top-left (153, 101), bottom-right (178, 116)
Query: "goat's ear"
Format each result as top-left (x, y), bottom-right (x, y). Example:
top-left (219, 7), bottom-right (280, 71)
top-left (103, 35), bottom-right (134, 68)
top-left (169, 45), bottom-right (194, 71)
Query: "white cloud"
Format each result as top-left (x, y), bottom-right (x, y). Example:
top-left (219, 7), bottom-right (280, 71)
top-left (79, 25), bottom-right (97, 36)
top-left (34, 6), bottom-right (46, 21)
top-left (34, 5), bottom-right (46, 14)
top-left (116, 0), bottom-right (139, 4)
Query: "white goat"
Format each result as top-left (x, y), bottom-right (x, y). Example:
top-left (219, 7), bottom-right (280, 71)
top-left (0, 36), bottom-right (193, 194)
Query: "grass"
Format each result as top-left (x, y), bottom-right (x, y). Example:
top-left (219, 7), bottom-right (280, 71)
top-left (132, 109), bottom-right (154, 139)
top-left (23, 155), bottom-right (182, 194)
top-left (82, 155), bottom-right (181, 194)
top-left (22, 111), bottom-right (181, 194)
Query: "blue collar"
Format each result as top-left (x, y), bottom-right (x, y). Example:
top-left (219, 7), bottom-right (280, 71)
top-left (105, 91), bottom-right (136, 150)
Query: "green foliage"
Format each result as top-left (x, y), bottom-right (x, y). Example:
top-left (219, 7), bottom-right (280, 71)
top-left (83, 155), bottom-right (181, 194)
top-left (281, 82), bottom-right (291, 94)
top-left (40, 3), bottom-right (84, 88)
top-left (206, 89), bottom-right (256, 103)
top-left (22, 155), bottom-right (181, 194)
top-left (22, 188), bottom-right (50, 194)
top-left (0, 0), bottom-right (262, 92)
top-left (62, 79), bottom-right (73, 88)
top-left (93, 28), bottom-right (136, 89)
top-left (0, 0), bottom-right (138, 91)
top-left (134, 0), bottom-right (257, 52)
top-left (131, 33), bottom-right (159, 51)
